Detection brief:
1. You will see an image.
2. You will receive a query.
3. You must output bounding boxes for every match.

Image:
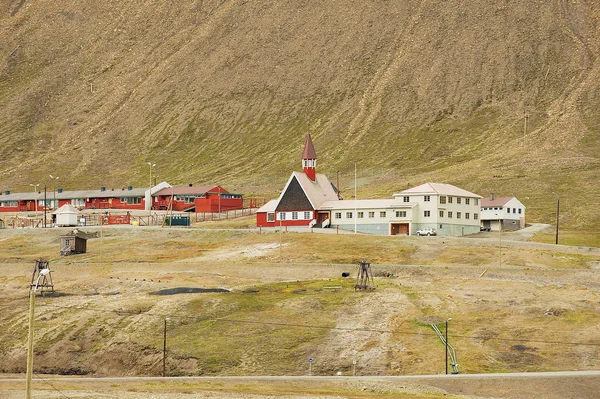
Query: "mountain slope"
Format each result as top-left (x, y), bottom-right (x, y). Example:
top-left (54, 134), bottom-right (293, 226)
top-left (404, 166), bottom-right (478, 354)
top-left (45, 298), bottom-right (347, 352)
top-left (1, 0), bottom-right (599, 228)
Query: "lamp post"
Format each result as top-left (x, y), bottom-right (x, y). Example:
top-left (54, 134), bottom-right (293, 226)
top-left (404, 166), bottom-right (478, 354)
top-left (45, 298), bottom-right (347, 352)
top-left (445, 318), bottom-right (452, 375)
top-left (552, 192), bottom-right (560, 245)
top-left (26, 268), bottom-right (50, 399)
top-left (29, 184), bottom-right (39, 213)
top-left (147, 162), bottom-right (155, 211)
top-left (162, 317), bottom-right (169, 377)
top-left (48, 175), bottom-right (59, 210)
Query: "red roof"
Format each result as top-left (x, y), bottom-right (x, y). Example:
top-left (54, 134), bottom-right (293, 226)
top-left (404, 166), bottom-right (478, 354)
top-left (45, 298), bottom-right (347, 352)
top-left (481, 197), bottom-right (513, 207)
top-left (302, 134), bottom-right (317, 159)
top-left (154, 185), bottom-right (222, 196)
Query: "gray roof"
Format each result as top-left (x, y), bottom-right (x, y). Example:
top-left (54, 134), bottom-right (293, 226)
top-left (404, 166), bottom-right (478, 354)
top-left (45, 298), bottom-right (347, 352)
top-left (0, 187), bottom-right (147, 201)
top-left (396, 182), bottom-right (482, 198)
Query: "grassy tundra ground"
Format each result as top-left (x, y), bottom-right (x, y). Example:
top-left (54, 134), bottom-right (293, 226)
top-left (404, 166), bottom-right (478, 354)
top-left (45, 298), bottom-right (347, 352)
top-left (0, 220), bottom-right (599, 381)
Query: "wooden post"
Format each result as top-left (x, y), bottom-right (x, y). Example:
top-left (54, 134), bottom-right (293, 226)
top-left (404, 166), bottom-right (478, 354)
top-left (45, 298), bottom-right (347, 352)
top-left (25, 290), bottom-right (35, 399)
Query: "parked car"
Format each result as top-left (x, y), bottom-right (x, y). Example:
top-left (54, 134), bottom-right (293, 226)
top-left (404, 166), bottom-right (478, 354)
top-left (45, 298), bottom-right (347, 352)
top-left (415, 228), bottom-right (437, 236)
top-left (480, 226), bottom-right (491, 232)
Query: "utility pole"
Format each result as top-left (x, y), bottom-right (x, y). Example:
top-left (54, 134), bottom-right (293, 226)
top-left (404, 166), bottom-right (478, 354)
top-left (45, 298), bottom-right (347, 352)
top-left (445, 318), bottom-right (451, 375)
top-left (43, 186), bottom-right (47, 228)
top-left (162, 317), bottom-right (169, 377)
top-left (26, 269), bottom-right (50, 399)
top-left (552, 192), bottom-right (560, 245)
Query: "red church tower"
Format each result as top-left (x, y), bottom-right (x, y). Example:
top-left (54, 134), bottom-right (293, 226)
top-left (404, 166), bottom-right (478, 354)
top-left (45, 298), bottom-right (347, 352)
top-left (302, 134), bottom-right (317, 181)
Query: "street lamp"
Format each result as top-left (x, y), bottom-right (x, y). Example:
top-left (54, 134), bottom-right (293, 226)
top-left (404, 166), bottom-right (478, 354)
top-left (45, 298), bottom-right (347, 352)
top-left (552, 192), bottom-right (560, 245)
top-left (163, 317), bottom-right (170, 377)
top-left (445, 318), bottom-right (452, 375)
top-left (29, 184), bottom-right (40, 213)
top-left (147, 162), bottom-right (155, 211)
top-left (26, 268), bottom-right (50, 399)
top-left (49, 175), bottom-right (59, 210)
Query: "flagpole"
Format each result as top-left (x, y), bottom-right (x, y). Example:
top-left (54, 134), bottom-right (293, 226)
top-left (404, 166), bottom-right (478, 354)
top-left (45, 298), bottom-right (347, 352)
top-left (354, 163), bottom-right (357, 234)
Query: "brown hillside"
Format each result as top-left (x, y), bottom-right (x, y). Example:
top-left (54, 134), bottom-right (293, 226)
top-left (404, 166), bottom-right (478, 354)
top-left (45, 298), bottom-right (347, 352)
top-left (1, 0), bottom-right (599, 228)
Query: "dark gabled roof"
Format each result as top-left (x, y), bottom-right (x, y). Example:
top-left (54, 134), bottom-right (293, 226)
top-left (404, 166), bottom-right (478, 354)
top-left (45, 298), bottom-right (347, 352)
top-left (302, 134), bottom-right (317, 159)
top-left (276, 176), bottom-right (314, 211)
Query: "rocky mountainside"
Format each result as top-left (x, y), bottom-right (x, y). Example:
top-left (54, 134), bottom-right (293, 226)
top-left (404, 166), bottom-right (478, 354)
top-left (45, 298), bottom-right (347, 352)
top-left (1, 0), bottom-right (599, 227)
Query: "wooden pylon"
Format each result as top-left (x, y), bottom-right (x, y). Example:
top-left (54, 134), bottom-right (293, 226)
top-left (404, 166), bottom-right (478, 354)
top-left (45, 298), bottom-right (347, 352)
top-left (355, 260), bottom-right (375, 291)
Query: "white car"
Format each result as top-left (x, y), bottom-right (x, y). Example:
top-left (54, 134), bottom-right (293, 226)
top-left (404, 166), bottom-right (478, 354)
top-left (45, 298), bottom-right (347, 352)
top-left (415, 228), bottom-right (437, 236)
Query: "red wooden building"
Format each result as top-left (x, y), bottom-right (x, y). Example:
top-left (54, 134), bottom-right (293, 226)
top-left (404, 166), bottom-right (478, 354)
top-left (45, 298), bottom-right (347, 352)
top-left (0, 186), bottom-right (149, 212)
top-left (256, 134), bottom-right (339, 228)
top-left (153, 185), bottom-right (243, 212)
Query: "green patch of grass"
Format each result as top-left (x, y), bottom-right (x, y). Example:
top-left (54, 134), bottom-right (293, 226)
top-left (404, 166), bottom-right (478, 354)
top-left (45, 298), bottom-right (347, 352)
top-left (529, 230), bottom-right (600, 248)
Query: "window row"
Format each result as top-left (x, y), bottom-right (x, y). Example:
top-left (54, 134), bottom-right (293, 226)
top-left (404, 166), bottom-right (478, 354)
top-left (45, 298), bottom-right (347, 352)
top-left (277, 211), bottom-right (313, 221)
top-left (438, 196), bottom-right (478, 205)
top-left (426, 210), bottom-right (479, 220)
top-left (334, 211), bottom-right (389, 219)
top-left (482, 206), bottom-right (523, 215)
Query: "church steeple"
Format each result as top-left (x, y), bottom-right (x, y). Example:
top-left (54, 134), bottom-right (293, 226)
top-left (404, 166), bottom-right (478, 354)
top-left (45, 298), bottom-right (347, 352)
top-left (302, 134), bottom-right (317, 181)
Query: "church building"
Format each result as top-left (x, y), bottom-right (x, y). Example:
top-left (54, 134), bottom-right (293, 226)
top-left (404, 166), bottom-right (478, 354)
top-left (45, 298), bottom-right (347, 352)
top-left (256, 134), bottom-right (339, 228)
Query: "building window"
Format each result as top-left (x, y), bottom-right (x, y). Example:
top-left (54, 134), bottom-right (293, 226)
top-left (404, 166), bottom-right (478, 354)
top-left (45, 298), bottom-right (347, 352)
top-left (267, 212), bottom-right (275, 222)
top-left (369, 211), bottom-right (375, 218)
top-left (357, 211), bottom-right (364, 218)
top-left (304, 211), bottom-right (311, 220)
top-left (518, 208), bottom-right (522, 214)
top-left (424, 210), bottom-right (431, 217)
top-left (474, 213), bottom-right (478, 220)
top-left (424, 195), bottom-right (431, 202)
top-left (465, 213), bottom-right (470, 219)
top-left (457, 212), bottom-right (461, 219)
top-left (346, 212), bottom-right (353, 218)
top-left (513, 208), bottom-right (516, 214)
top-left (292, 212), bottom-right (298, 220)
top-left (278, 212), bottom-right (286, 220)
top-left (380, 211), bottom-right (386, 218)
top-left (448, 211), bottom-right (453, 218)
top-left (465, 198), bottom-right (470, 205)
top-left (395, 211), bottom-right (406, 218)
top-left (121, 198), bottom-right (127, 203)
top-left (448, 196), bottom-right (453, 204)
top-left (126, 197), bottom-right (142, 205)
top-left (456, 197), bottom-right (462, 204)
top-left (440, 196), bottom-right (446, 204)
top-left (403, 196), bottom-right (409, 203)
top-left (335, 212), bottom-right (341, 219)
top-left (439, 210), bottom-right (444, 217)
top-left (507, 208), bottom-right (511, 213)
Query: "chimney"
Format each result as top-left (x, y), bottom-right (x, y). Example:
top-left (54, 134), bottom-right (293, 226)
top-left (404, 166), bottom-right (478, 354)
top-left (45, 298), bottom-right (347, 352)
top-left (490, 193), bottom-right (495, 200)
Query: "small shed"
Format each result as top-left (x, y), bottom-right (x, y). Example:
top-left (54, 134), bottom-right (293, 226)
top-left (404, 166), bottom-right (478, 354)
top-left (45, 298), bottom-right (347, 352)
top-left (60, 232), bottom-right (88, 256)
top-left (55, 204), bottom-right (79, 227)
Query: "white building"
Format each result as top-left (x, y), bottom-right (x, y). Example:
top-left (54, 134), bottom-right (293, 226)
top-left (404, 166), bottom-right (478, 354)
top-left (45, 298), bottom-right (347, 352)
top-left (480, 196), bottom-right (526, 231)
top-left (322, 182), bottom-right (482, 237)
top-left (393, 182), bottom-right (482, 236)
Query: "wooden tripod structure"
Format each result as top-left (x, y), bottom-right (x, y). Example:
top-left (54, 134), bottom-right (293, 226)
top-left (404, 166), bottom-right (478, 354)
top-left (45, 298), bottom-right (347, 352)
top-left (30, 259), bottom-right (54, 293)
top-left (355, 260), bottom-right (375, 291)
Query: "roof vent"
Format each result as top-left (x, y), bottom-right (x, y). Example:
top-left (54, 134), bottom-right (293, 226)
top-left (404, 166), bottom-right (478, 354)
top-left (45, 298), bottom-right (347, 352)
top-left (5, 190), bottom-right (10, 195)
top-left (189, 183), bottom-right (193, 187)
top-left (57, 188), bottom-right (63, 193)
top-left (128, 185), bottom-right (133, 190)
top-left (100, 186), bottom-right (106, 192)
